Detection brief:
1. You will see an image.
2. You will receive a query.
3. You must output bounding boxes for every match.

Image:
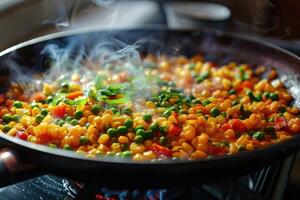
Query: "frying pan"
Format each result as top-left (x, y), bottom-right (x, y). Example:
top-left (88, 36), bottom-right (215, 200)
top-left (0, 28), bottom-right (300, 187)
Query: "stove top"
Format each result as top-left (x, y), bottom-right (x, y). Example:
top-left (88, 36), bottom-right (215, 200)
top-left (0, 155), bottom-right (295, 200)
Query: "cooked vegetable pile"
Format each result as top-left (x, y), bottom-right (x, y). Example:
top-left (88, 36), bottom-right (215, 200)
top-left (0, 54), bottom-right (300, 161)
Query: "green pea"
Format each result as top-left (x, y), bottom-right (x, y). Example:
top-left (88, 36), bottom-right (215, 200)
top-left (159, 136), bottom-right (168, 146)
top-left (228, 89), bottom-right (236, 95)
top-left (134, 125), bottom-right (145, 132)
top-left (117, 126), bottom-right (128, 134)
top-left (197, 75), bottom-right (206, 83)
top-left (13, 101), bottom-right (22, 108)
top-left (58, 120), bottom-right (65, 127)
top-left (91, 104), bottom-right (101, 114)
top-left (124, 119), bottom-right (133, 128)
top-left (160, 125), bottom-right (168, 134)
top-left (2, 125), bottom-right (11, 133)
top-left (221, 112), bottom-right (227, 117)
top-left (253, 131), bottom-right (265, 140)
top-left (263, 92), bottom-right (270, 99)
top-left (65, 116), bottom-right (73, 122)
top-left (202, 100), bottom-right (211, 106)
top-left (210, 108), bottom-right (220, 117)
top-left (12, 115), bottom-right (19, 122)
top-left (142, 114), bottom-right (152, 123)
top-left (63, 144), bottom-right (72, 150)
top-left (270, 93), bottom-right (279, 101)
top-left (150, 123), bottom-right (159, 132)
top-left (2, 114), bottom-right (13, 124)
top-left (121, 151), bottom-right (132, 158)
top-left (107, 128), bottom-right (117, 137)
top-left (255, 94), bottom-right (262, 102)
top-left (35, 114), bottom-right (44, 124)
top-left (144, 131), bottom-right (154, 140)
top-left (74, 110), bottom-right (83, 119)
top-left (80, 136), bottom-right (89, 145)
top-left (136, 129), bottom-right (146, 137)
top-left (70, 119), bottom-right (78, 126)
top-left (134, 135), bottom-right (144, 144)
top-left (40, 109), bottom-right (49, 116)
top-left (121, 107), bottom-right (132, 115)
top-left (246, 91), bottom-right (256, 101)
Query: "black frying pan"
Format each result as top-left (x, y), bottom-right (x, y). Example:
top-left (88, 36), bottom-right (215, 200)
top-left (0, 28), bottom-right (300, 187)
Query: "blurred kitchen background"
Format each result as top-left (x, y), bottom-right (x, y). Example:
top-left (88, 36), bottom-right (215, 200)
top-left (1, 0), bottom-right (300, 199)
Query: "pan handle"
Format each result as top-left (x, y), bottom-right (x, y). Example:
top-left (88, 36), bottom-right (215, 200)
top-left (0, 148), bottom-right (18, 186)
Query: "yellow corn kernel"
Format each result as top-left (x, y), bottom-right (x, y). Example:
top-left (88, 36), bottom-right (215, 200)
top-left (143, 151), bottom-right (156, 160)
top-left (83, 110), bottom-right (92, 118)
top-left (8, 121), bottom-right (16, 127)
top-left (190, 150), bottom-right (207, 159)
top-left (133, 153), bottom-right (144, 161)
top-left (111, 143), bottom-right (121, 153)
top-left (198, 133), bottom-right (209, 144)
top-left (31, 107), bottom-right (40, 116)
top-left (181, 143), bottom-right (194, 154)
top-left (79, 117), bottom-right (87, 126)
top-left (144, 140), bottom-right (153, 149)
top-left (98, 134), bottom-right (109, 144)
top-left (87, 115), bottom-right (96, 124)
top-left (130, 143), bottom-right (145, 154)
top-left (111, 121), bottom-right (122, 128)
top-left (196, 143), bottom-right (209, 152)
top-left (236, 134), bottom-right (249, 147)
top-left (246, 143), bottom-right (254, 151)
top-left (118, 136), bottom-right (129, 144)
top-left (102, 113), bottom-right (113, 126)
top-left (178, 114), bottom-right (188, 123)
top-left (127, 132), bottom-right (135, 141)
top-left (224, 129), bottom-right (235, 140)
top-left (146, 101), bottom-right (155, 109)
top-left (229, 143), bottom-right (238, 154)
top-left (7, 128), bottom-right (17, 136)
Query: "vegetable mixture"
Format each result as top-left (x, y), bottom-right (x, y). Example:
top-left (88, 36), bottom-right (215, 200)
top-left (1, 54), bottom-right (300, 161)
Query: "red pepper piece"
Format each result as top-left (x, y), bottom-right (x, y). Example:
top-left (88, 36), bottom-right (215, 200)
top-left (209, 146), bottom-right (228, 156)
top-left (151, 143), bottom-right (173, 157)
top-left (274, 115), bottom-right (287, 131)
top-left (51, 104), bottom-right (66, 118)
top-left (168, 123), bottom-right (182, 136)
top-left (194, 104), bottom-right (209, 114)
top-left (17, 132), bottom-right (28, 140)
top-left (231, 119), bottom-right (247, 132)
top-left (66, 91), bottom-right (84, 100)
top-left (220, 123), bottom-right (231, 131)
top-left (236, 80), bottom-right (253, 92)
